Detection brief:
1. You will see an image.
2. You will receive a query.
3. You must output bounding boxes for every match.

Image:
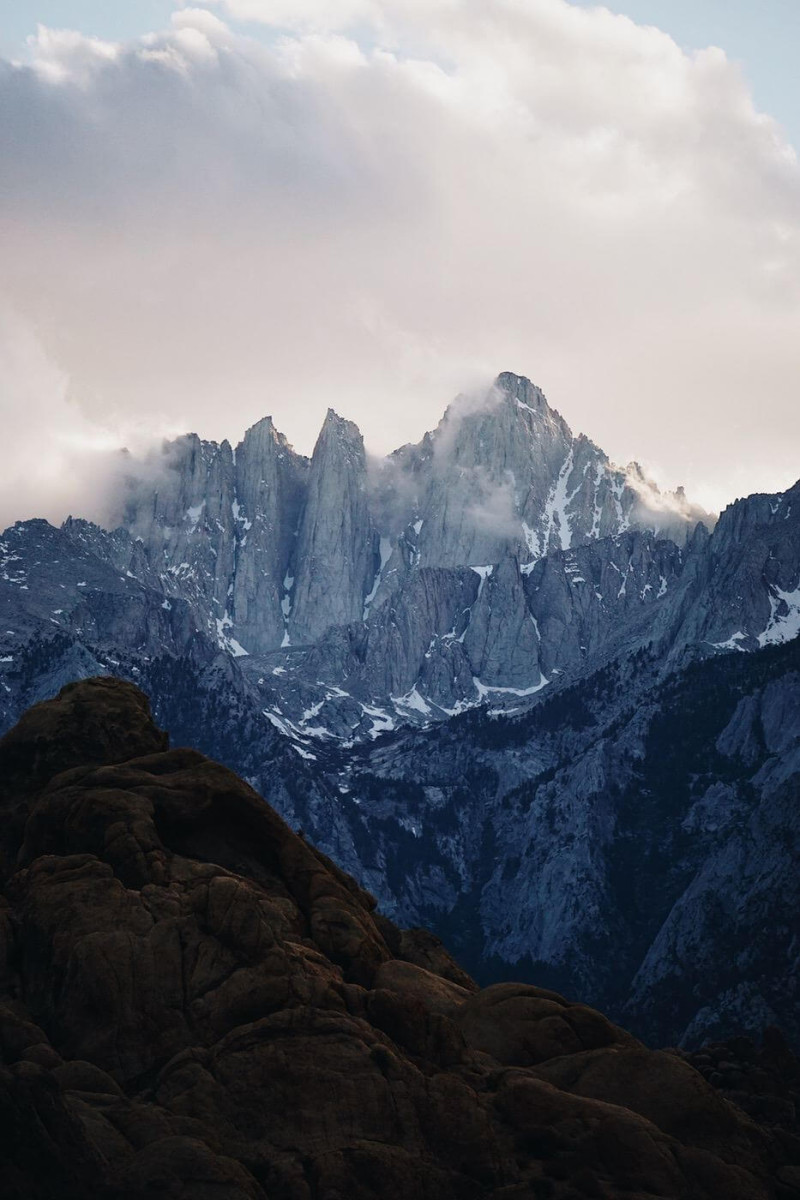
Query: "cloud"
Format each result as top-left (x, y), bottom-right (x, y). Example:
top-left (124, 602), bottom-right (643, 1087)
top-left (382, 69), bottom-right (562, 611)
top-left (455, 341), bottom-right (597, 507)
top-left (622, 461), bottom-right (712, 534)
top-left (0, 307), bottom-right (178, 529)
top-left (465, 472), bottom-right (520, 540)
top-left (0, 1), bottom-right (798, 515)
top-left (0, 306), bottom-right (114, 528)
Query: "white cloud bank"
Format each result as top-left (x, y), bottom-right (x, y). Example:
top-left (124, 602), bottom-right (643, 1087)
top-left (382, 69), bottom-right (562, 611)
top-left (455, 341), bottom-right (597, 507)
top-left (0, 308), bottom-right (181, 527)
top-left (0, 0), bottom-right (798, 522)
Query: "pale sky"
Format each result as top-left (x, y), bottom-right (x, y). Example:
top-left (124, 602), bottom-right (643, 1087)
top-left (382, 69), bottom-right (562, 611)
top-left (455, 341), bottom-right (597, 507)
top-left (0, 0), bottom-right (798, 523)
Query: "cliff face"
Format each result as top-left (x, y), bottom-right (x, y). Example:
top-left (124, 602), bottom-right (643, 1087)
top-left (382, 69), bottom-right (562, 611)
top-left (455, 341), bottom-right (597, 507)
top-left (110, 372), bottom-right (710, 667)
top-left (290, 410), bottom-right (377, 645)
top-left (0, 677), bottom-right (795, 1200)
top-left (336, 636), bottom-right (800, 1053)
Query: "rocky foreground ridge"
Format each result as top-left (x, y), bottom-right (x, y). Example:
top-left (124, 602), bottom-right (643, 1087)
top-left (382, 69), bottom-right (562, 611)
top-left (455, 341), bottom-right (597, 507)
top-left (1, 678), bottom-right (799, 1199)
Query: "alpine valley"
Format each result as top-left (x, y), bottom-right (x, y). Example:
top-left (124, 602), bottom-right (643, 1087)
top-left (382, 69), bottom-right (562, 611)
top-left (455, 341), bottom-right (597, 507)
top-left (1, 371), bottom-right (798, 1050)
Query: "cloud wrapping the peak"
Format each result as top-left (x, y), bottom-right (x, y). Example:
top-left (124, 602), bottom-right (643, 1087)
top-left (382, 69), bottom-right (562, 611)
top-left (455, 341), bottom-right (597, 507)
top-left (0, 0), bottom-right (798, 519)
top-left (0, 308), bottom-right (184, 529)
top-left (0, 309), bottom-right (124, 528)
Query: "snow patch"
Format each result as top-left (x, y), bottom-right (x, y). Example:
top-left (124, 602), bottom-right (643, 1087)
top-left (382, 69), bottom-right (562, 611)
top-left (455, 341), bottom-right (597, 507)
top-left (363, 536), bottom-right (392, 620)
top-left (292, 744), bottom-right (317, 761)
top-left (300, 699), bottom-right (324, 723)
top-left (280, 571), bottom-right (295, 640)
top-left (471, 564), bottom-right (494, 600)
top-left (232, 499), bottom-right (252, 530)
top-left (758, 585), bottom-right (800, 647)
top-left (392, 686), bottom-right (432, 717)
top-left (361, 702), bottom-right (396, 738)
top-left (617, 563), bottom-right (632, 598)
top-left (186, 502), bottom-right (205, 530)
top-left (710, 631), bottom-right (748, 652)
top-left (473, 675), bottom-right (549, 699)
top-left (589, 459), bottom-right (605, 538)
top-left (215, 613), bottom-right (249, 657)
top-left (263, 709), bottom-right (294, 737)
top-left (542, 448), bottom-right (578, 551)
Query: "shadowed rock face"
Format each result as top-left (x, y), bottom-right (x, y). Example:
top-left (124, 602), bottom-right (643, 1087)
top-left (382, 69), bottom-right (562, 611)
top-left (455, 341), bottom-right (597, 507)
top-left (0, 678), bottom-right (794, 1199)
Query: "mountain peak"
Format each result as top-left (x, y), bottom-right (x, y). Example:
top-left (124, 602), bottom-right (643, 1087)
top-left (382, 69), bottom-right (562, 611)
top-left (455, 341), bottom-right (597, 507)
top-left (237, 413), bottom-right (303, 464)
top-left (493, 370), bottom-right (549, 414)
top-left (241, 413), bottom-right (277, 439)
top-left (317, 407), bottom-right (364, 451)
top-left (435, 372), bottom-right (559, 443)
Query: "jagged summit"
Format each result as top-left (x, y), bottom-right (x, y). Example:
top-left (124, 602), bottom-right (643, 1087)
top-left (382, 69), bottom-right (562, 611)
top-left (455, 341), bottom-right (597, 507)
top-left (435, 371), bottom-right (568, 443)
top-left (313, 407), bottom-right (367, 465)
top-left (242, 412), bottom-right (278, 435)
top-left (289, 403), bottom-right (375, 645)
top-left (494, 368), bottom-right (554, 414)
top-left (238, 412), bottom-right (288, 449)
top-left (3, 372), bottom-right (714, 690)
top-left (2, 370), bottom-right (719, 727)
top-left (320, 405), bottom-right (363, 436)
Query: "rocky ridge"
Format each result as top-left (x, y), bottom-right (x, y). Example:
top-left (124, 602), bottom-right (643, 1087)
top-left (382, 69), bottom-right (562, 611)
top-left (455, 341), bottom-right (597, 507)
top-left (0, 377), bottom-right (798, 1056)
top-left (1, 677), bottom-right (798, 1199)
top-left (96, 371), bottom-right (711, 727)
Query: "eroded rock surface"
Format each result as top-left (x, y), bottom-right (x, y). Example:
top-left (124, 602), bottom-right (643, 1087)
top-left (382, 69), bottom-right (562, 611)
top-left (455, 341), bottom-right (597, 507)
top-left (0, 678), bottom-right (796, 1198)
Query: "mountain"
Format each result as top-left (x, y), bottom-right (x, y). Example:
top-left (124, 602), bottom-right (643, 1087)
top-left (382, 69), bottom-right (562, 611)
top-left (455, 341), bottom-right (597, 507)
top-left (104, 371), bottom-right (711, 728)
top-left (1, 677), bottom-right (797, 1199)
top-left (326, 633), bottom-right (800, 1050)
top-left (0, 372), bottom-right (798, 1053)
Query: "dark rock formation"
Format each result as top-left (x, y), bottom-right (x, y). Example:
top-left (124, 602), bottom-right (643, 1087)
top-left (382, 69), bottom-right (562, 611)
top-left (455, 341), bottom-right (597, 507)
top-left (0, 678), bottom-right (796, 1198)
top-left (682, 1031), bottom-right (800, 1143)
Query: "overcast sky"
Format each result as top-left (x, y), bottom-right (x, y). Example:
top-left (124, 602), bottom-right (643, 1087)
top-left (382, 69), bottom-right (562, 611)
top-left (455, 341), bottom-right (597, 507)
top-left (0, 0), bottom-right (798, 523)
